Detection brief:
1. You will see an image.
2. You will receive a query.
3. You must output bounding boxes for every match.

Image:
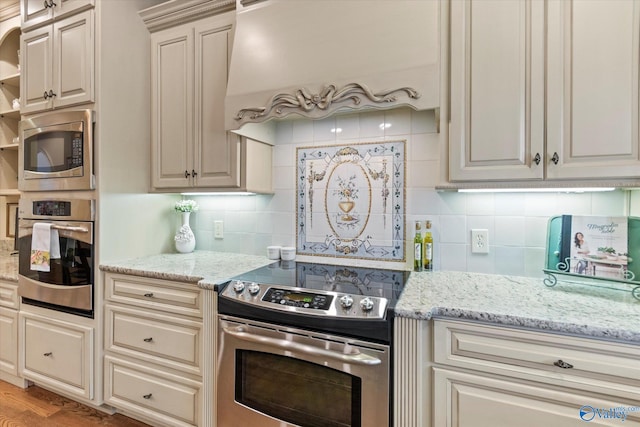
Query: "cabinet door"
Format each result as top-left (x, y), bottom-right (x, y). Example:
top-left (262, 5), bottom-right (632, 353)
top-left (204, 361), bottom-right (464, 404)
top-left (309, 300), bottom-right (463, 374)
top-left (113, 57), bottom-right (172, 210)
top-left (449, 0), bottom-right (545, 181)
top-left (0, 307), bottom-right (18, 376)
top-left (20, 312), bottom-right (93, 399)
top-left (433, 368), bottom-right (640, 426)
top-left (193, 16), bottom-right (239, 188)
top-left (151, 26), bottom-right (194, 189)
top-left (52, 9), bottom-right (93, 109)
top-left (20, 24), bottom-right (53, 114)
top-left (547, 0), bottom-right (640, 179)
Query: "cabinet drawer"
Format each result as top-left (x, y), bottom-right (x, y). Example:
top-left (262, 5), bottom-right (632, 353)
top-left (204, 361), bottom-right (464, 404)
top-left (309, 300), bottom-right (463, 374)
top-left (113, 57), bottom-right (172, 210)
top-left (434, 319), bottom-right (640, 386)
top-left (104, 273), bottom-right (202, 318)
top-left (105, 304), bottom-right (201, 375)
top-left (0, 281), bottom-right (19, 309)
top-left (105, 356), bottom-right (200, 427)
top-left (21, 312), bottom-right (93, 399)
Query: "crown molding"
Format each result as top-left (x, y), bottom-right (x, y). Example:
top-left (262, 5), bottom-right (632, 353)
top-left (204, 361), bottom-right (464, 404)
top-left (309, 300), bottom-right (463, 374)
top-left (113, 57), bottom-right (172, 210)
top-left (139, 0), bottom-right (235, 32)
top-left (0, 0), bottom-right (19, 21)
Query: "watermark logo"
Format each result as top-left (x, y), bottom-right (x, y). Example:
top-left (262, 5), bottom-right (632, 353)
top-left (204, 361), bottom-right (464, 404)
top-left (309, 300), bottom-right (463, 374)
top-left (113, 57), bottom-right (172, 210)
top-left (579, 405), bottom-right (640, 422)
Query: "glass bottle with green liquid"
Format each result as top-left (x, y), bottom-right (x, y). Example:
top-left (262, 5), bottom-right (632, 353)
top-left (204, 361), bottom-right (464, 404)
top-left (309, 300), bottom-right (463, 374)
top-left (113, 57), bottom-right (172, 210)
top-left (423, 220), bottom-right (433, 271)
top-left (414, 221), bottom-right (423, 271)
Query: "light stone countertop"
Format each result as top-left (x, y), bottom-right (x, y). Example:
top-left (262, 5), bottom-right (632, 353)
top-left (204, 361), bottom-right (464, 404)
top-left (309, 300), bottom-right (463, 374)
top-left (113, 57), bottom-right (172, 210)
top-left (100, 251), bottom-right (640, 344)
top-left (0, 252), bottom-right (18, 282)
top-left (397, 271), bottom-right (640, 344)
top-left (99, 250), bottom-right (275, 289)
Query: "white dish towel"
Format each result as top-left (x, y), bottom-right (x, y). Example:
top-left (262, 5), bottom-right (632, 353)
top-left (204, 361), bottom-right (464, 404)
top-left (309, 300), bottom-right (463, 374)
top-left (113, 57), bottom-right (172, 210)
top-left (30, 223), bottom-right (61, 272)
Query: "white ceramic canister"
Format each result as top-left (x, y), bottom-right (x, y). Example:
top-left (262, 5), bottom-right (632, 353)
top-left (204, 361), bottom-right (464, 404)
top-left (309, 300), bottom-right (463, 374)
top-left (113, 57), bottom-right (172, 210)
top-left (280, 246), bottom-right (296, 261)
top-left (267, 245), bottom-right (281, 260)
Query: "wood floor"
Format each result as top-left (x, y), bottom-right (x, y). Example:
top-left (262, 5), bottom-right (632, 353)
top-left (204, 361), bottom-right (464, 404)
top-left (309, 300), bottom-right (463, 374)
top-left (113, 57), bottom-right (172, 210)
top-left (0, 380), bottom-right (150, 427)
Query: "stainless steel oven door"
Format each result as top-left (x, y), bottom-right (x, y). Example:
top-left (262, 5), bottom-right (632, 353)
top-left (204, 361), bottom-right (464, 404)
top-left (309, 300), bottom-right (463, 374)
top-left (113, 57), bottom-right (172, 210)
top-left (17, 218), bottom-right (94, 313)
top-left (217, 315), bottom-right (390, 427)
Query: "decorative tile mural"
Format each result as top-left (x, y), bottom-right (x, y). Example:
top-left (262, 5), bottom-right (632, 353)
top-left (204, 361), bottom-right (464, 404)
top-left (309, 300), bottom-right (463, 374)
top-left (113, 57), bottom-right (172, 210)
top-left (296, 141), bottom-right (406, 261)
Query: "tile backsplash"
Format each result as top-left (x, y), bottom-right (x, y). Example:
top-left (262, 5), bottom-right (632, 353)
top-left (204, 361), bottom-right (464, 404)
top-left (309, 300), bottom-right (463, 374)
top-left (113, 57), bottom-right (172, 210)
top-left (188, 108), bottom-right (635, 278)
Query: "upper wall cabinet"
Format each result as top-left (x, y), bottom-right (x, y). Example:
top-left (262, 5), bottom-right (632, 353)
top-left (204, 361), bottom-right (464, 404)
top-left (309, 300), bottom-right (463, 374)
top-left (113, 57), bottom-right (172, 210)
top-left (144, 3), bottom-right (273, 194)
top-left (449, 0), bottom-right (640, 184)
top-left (20, 9), bottom-right (94, 114)
top-left (546, 0), bottom-right (640, 180)
top-left (449, 0), bottom-right (545, 181)
top-left (21, 0), bottom-right (93, 31)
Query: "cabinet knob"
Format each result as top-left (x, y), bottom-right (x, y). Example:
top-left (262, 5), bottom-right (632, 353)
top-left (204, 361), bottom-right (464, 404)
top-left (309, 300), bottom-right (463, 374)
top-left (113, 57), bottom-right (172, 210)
top-left (48, 89), bottom-right (57, 98)
top-left (43, 352), bottom-right (52, 357)
top-left (192, 169), bottom-right (197, 178)
top-left (551, 152), bottom-right (560, 165)
top-left (533, 153), bottom-right (541, 165)
top-left (143, 337), bottom-right (153, 343)
top-left (185, 170), bottom-right (191, 178)
top-left (43, 91), bottom-right (49, 99)
top-left (553, 359), bottom-right (573, 369)
top-left (143, 292), bottom-right (154, 298)
top-left (143, 393), bottom-right (152, 400)
top-left (43, 0), bottom-right (50, 8)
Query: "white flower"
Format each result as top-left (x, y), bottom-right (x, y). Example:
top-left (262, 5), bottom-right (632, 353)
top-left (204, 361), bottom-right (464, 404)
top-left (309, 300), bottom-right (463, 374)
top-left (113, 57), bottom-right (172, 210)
top-left (175, 199), bottom-right (199, 212)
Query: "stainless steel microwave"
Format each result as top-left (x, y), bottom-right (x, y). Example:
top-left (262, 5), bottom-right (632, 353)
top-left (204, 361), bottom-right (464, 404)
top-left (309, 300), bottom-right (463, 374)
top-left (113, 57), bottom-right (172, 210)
top-left (19, 109), bottom-right (94, 192)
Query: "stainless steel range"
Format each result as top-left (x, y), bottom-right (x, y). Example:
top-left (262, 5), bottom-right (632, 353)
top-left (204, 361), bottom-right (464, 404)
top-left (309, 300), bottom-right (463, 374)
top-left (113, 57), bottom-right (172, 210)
top-left (217, 261), bottom-right (409, 427)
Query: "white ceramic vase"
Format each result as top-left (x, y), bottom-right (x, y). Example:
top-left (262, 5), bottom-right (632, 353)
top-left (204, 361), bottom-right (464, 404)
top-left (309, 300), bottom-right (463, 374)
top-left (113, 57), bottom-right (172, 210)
top-left (175, 211), bottom-right (196, 253)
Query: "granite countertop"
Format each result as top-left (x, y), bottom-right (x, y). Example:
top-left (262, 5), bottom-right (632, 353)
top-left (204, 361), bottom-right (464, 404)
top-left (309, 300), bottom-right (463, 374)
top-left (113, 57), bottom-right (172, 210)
top-left (100, 251), bottom-right (640, 345)
top-left (0, 252), bottom-right (19, 282)
top-left (396, 271), bottom-right (640, 344)
top-left (99, 250), bottom-right (274, 289)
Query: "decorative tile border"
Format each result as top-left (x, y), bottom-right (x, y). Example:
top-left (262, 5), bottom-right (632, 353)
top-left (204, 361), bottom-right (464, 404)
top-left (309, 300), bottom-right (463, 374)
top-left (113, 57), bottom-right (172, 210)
top-left (296, 140), bottom-right (405, 261)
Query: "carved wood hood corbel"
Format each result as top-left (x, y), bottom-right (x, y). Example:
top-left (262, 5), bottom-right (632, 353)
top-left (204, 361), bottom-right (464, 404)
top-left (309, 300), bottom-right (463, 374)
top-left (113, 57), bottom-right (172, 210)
top-left (225, 0), bottom-right (442, 130)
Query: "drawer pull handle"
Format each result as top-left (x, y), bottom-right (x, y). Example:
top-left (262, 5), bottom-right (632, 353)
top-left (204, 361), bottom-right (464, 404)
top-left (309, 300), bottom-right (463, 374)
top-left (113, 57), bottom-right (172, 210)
top-left (43, 352), bottom-right (52, 357)
top-left (143, 337), bottom-right (153, 343)
top-left (553, 359), bottom-right (573, 369)
top-left (143, 293), bottom-right (154, 298)
top-left (143, 393), bottom-right (152, 399)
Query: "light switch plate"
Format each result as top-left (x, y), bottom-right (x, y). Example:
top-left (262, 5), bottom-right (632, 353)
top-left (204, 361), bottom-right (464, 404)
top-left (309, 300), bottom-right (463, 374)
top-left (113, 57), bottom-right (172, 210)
top-left (214, 220), bottom-right (224, 239)
top-left (471, 229), bottom-right (489, 254)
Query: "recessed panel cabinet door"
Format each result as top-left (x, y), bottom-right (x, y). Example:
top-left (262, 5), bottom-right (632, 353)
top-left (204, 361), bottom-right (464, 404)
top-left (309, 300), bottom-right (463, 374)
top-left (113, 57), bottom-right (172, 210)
top-left (151, 27), bottom-right (194, 189)
top-left (193, 19), bottom-right (238, 188)
top-left (547, 0), bottom-right (640, 179)
top-left (449, 0), bottom-right (545, 181)
top-left (20, 25), bottom-right (52, 113)
top-left (53, 9), bottom-right (93, 109)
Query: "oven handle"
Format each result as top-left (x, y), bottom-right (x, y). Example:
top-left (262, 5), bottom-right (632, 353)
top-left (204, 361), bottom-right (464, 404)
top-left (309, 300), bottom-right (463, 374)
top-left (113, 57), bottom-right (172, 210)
top-left (21, 224), bottom-right (89, 233)
top-left (222, 326), bottom-right (382, 366)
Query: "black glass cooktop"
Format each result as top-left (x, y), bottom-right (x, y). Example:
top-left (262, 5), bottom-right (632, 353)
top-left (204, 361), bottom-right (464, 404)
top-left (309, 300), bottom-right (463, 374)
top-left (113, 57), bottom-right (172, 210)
top-left (230, 260), bottom-right (409, 307)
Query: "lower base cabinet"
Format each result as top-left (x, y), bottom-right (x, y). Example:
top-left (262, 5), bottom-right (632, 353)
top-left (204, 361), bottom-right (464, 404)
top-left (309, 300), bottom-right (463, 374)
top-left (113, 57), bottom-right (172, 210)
top-left (0, 281), bottom-right (25, 387)
top-left (19, 311), bottom-right (93, 399)
top-left (103, 272), bottom-right (205, 427)
top-left (395, 318), bottom-right (640, 426)
top-left (433, 367), bottom-right (640, 426)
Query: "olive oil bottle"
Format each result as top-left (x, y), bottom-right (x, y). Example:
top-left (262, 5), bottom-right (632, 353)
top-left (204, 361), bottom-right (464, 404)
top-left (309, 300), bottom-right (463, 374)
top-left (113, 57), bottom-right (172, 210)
top-left (414, 221), bottom-right (423, 271)
top-left (423, 220), bottom-right (433, 271)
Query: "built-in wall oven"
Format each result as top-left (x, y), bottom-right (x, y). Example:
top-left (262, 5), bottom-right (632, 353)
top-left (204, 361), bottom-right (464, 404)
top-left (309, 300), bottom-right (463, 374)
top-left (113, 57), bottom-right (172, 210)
top-left (19, 109), bottom-right (94, 191)
top-left (17, 197), bottom-right (95, 318)
top-left (217, 261), bottom-right (409, 427)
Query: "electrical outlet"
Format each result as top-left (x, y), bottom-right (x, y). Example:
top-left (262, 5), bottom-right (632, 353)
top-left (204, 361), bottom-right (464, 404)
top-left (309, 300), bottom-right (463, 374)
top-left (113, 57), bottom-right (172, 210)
top-left (471, 229), bottom-right (489, 254)
top-left (214, 220), bottom-right (224, 239)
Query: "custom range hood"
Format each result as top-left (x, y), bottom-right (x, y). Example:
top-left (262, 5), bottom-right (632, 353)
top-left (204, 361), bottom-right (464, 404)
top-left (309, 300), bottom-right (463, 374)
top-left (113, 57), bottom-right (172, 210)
top-left (225, 0), bottom-right (441, 131)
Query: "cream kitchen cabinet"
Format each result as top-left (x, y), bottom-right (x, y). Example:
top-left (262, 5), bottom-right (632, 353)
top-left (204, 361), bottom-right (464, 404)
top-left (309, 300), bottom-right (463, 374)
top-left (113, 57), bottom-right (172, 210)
top-left (20, 9), bottom-right (94, 114)
top-left (21, 0), bottom-right (93, 31)
top-left (449, 0), bottom-right (545, 182)
top-left (19, 310), bottom-right (94, 399)
top-left (432, 319), bottom-right (640, 426)
top-left (103, 272), bottom-right (204, 427)
top-left (148, 10), bottom-right (272, 193)
top-left (395, 318), bottom-right (640, 426)
top-left (449, 0), bottom-right (640, 184)
top-left (0, 280), bottom-right (26, 387)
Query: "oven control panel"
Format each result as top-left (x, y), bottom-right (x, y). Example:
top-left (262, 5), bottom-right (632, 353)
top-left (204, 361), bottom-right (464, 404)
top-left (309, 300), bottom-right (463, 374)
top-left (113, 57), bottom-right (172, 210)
top-left (221, 280), bottom-right (388, 319)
